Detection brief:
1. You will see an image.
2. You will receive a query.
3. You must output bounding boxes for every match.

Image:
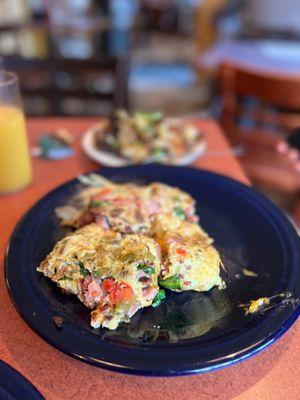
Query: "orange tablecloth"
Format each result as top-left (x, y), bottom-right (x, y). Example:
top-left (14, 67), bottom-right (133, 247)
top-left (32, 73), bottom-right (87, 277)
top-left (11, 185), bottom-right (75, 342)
top-left (0, 118), bottom-right (298, 400)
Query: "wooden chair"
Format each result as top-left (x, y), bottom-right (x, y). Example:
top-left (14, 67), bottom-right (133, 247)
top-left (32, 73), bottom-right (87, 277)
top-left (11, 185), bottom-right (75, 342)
top-left (1, 1), bottom-right (129, 116)
top-left (218, 63), bottom-right (300, 221)
top-left (196, 0), bottom-right (227, 55)
top-left (219, 64), bottom-right (300, 139)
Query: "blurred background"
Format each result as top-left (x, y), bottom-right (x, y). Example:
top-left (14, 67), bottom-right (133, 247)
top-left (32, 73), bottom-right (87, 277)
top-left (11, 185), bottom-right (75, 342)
top-left (2, 0), bottom-right (300, 117)
top-left (1, 0), bottom-right (300, 222)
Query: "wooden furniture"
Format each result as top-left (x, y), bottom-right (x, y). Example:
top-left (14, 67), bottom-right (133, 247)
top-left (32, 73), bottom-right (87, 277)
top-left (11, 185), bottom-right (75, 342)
top-left (0, 117), bottom-right (299, 400)
top-left (4, 53), bottom-right (129, 117)
top-left (139, 0), bottom-right (178, 32)
top-left (198, 39), bottom-right (300, 76)
top-left (1, 1), bottom-right (130, 116)
top-left (218, 63), bottom-right (300, 198)
top-left (219, 63), bottom-right (300, 136)
top-left (196, 0), bottom-right (227, 55)
top-left (52, 56), bottom-right (129, 115)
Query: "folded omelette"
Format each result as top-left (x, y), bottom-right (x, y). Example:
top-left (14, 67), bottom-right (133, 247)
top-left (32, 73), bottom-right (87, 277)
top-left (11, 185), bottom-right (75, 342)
top-left (38, 176), bottom-right (224, 330)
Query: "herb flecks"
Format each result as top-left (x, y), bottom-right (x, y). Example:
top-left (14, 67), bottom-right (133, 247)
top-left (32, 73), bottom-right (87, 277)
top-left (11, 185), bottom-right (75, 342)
top-left (152, 289), bottom-right (166, 308)
top-left (138, 264), bottom-right (155, 275)
top-left (173, 207), bottom-right (186, 220)
top-left (89, 200), bottom-right (108, 208)
top-left (73, 260), bottom-right (91, 277)
top-left (159, 275), bottom-right (181, 290)
top-left (80, 268), bottom-right (90, 277)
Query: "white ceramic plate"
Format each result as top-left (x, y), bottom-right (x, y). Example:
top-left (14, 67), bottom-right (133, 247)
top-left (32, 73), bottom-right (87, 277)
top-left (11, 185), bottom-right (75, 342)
top-left (82, 124), bottom-right (207, 167)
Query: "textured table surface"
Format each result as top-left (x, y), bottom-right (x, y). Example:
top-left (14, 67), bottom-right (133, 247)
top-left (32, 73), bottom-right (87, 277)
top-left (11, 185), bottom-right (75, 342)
top-left (0, 118), bottom-right (298, 400)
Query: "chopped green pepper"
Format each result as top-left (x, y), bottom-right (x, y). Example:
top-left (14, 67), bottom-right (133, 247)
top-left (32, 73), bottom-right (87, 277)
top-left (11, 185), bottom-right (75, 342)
top-left (152, 289), bottom-right (166, 308)
top-left (152, 148), bottom-right (165, 160)
top-left (105, 133), bottom-right (119, 149)
top-left (89, 199), bottom-right (107, 208)
top-left (159, 275), bottom-right (181, 290)
top-left (74, 260), bottom-right (90, 277)
top-left (80, 268), bottom-right (90, 277)
top-left (148, 111), bottom-right (163, 122)
top-left (137, 264), bottom-right (155, 275)
top-left (94, 269), bottom-right (101, 277)
top-left (173, 206), bottom-right (186, 220)
top-left (135, 111), bottom-right (162, 123)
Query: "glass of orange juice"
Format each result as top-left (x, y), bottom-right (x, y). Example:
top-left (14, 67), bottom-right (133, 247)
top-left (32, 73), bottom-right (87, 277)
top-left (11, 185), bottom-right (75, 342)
top-left (0, 71), bottom-right (32, 193)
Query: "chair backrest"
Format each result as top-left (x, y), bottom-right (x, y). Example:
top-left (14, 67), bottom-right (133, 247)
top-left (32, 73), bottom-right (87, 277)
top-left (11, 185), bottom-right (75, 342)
top-left (5, 54), bottom-right (129, 116)
top-left (219, 63), bottom-right (300, 139)
top-left (2, 5), bottom-right (129, 116)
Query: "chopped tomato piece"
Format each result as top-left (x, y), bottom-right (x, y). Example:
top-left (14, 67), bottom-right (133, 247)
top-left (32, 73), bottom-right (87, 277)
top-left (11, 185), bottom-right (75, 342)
top-left (110, 197), bottom-right (131, 206)
top-left (102, 278), bottom-right (114, 292)
top-left (176, 248), bottom-right (187, 256)
top-left (92, 187), bottom-right (111, 200)
top-left (102, 279), bottom-right (134, 304)
top-left (110, 283), bottom-right (134, 304)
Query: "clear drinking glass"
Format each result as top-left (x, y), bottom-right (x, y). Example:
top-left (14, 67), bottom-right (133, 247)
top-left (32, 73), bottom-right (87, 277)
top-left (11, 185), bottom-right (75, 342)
top-left (0, 71), bottom-right (32, 193)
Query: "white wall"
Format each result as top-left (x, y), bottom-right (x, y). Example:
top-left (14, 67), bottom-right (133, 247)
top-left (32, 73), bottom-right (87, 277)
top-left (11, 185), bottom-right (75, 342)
top-left (244, 0), bottom-right (300, 32)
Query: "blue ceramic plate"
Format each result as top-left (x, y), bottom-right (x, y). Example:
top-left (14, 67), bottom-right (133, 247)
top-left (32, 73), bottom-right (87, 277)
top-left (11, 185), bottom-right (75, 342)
top-left (0, 360), bottom-right (44, 400)
top-left (5, 165), bottom-right (300, 376)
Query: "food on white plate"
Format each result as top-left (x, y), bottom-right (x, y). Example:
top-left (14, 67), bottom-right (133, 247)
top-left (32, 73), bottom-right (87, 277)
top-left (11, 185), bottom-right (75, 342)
top-left (94, 110), bottom-right (204, 163)
top-left (38, 174), bottom-right (224, 330)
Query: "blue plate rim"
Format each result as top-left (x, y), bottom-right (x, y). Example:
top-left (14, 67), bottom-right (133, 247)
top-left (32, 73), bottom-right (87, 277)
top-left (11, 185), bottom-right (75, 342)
top-left (0, 359), bottom-right (44, 399)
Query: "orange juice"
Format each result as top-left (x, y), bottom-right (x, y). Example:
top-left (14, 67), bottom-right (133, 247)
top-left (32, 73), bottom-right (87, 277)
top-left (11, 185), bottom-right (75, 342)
top-left (0, 106), bottom-right (32, 193)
